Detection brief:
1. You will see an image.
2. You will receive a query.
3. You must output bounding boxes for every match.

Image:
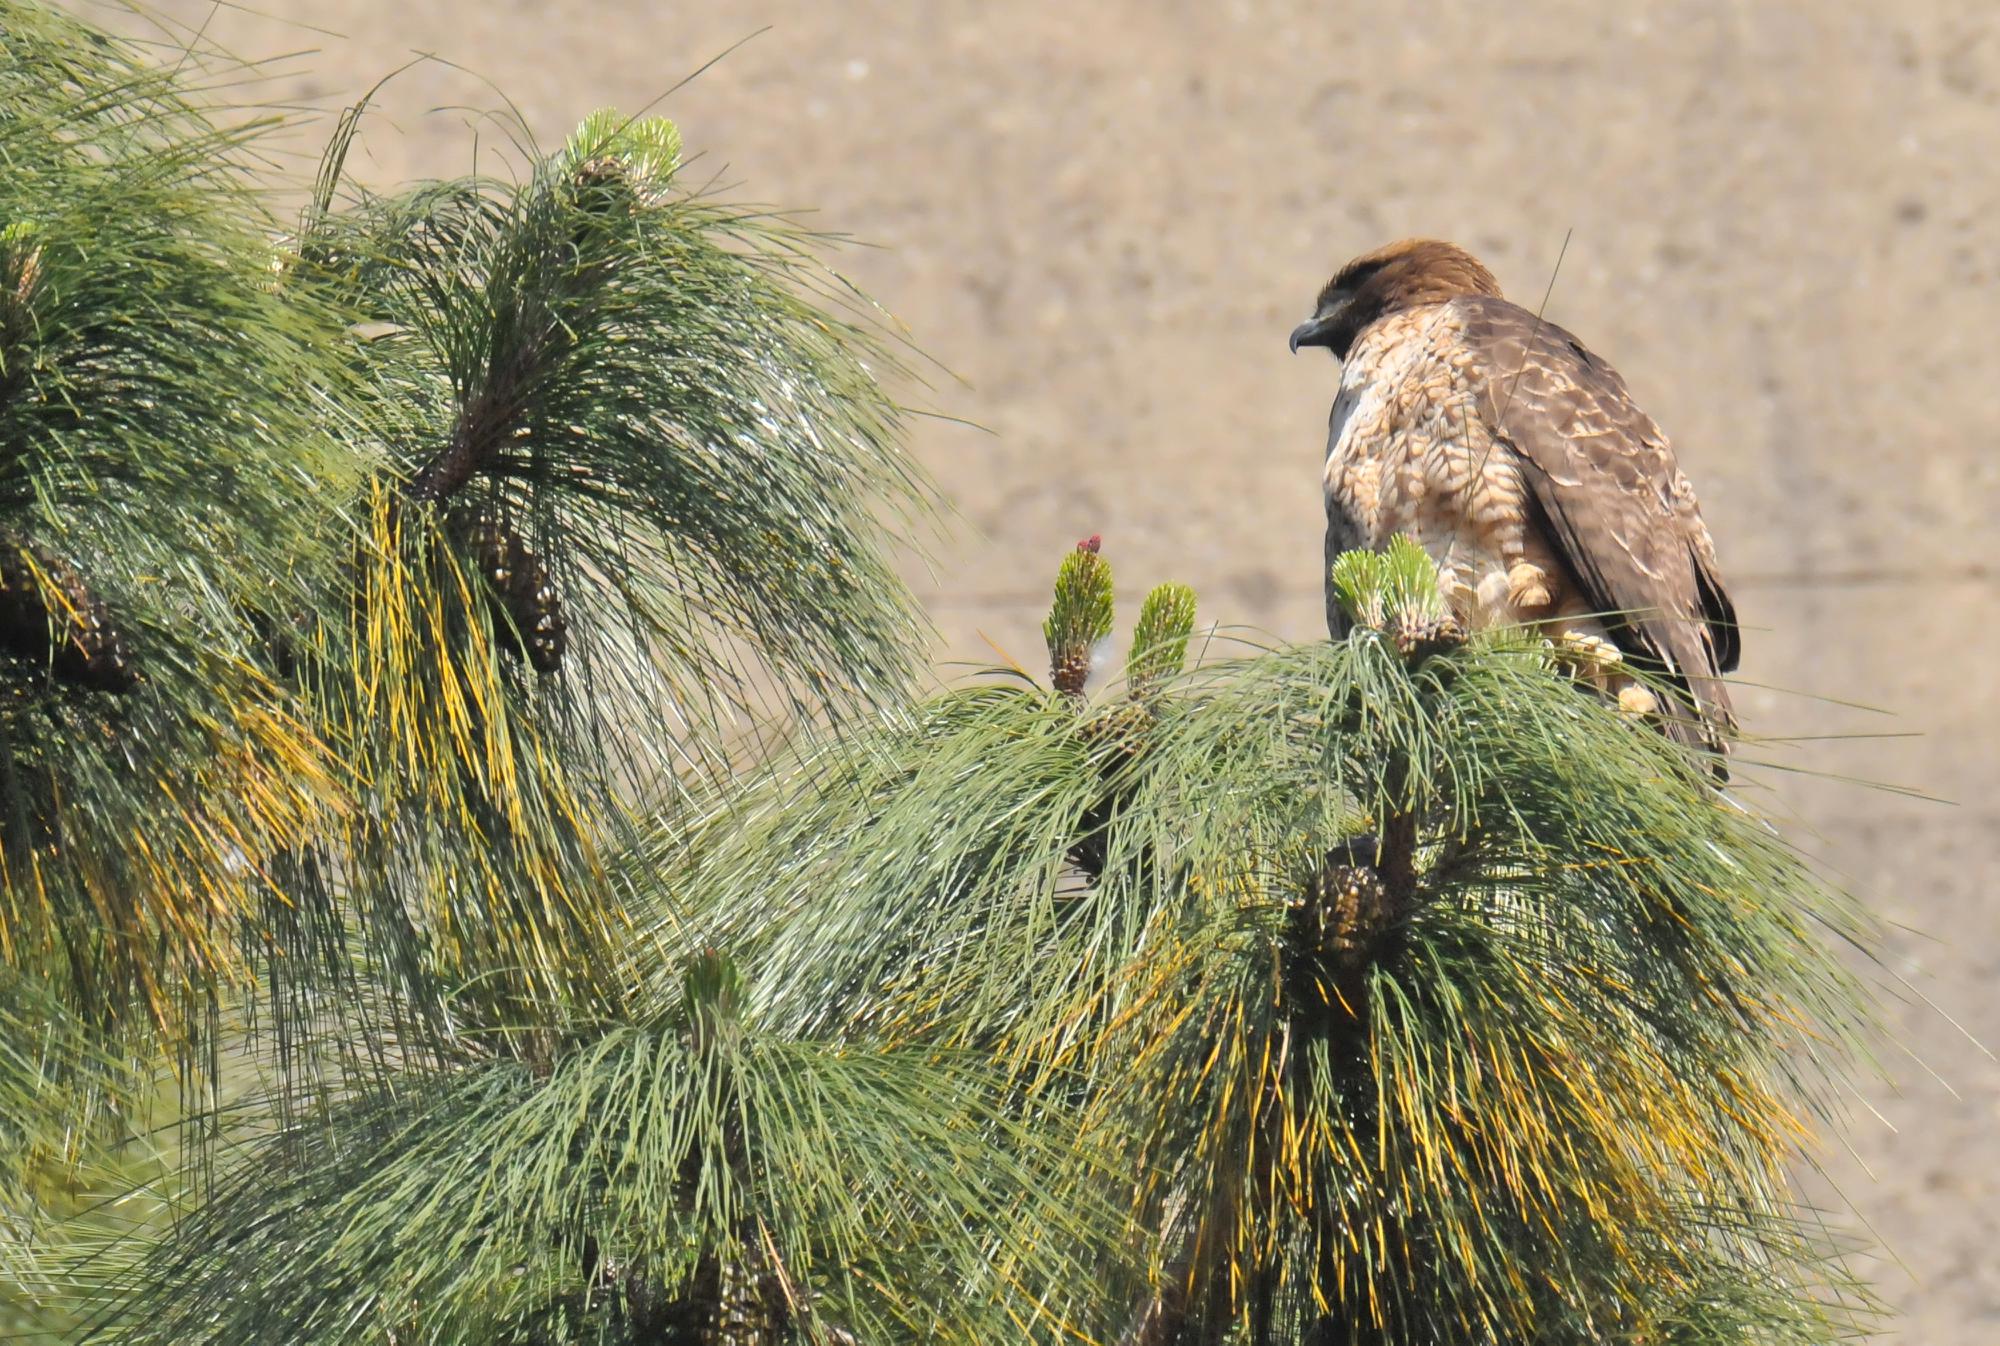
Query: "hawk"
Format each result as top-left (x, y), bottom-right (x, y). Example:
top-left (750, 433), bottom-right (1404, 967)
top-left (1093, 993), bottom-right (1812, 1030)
top-left (1289, 238), bottom-right (1739, 758)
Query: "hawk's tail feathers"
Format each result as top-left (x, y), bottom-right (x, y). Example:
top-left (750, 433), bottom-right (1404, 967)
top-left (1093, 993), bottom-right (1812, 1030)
top-left (1654, 621), bottom-right (1737, 780)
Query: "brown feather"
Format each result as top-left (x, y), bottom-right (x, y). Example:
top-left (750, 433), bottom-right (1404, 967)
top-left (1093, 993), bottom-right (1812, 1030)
top-left (1318, 238), bottom-right (1503, 314)
top-left (1455, 295), bottom-right (1738, 748)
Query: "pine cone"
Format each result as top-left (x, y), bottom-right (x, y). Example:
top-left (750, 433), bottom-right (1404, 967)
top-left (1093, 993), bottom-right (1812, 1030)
top-left (451, 506), bottom-right (567, 674)
top-left (1388, 608), bottom-right (1465, 663)
top-left (1290, 852), bottom-right (1394, 981)
top-left (0, 537), bottom-right (136, 693)
top-left (711, 1249), bottom-right (788, 1346)
top-left (1322, 861), bottom-right (1392, 967)
top-left (1052, 647), bottom-right (1094, 699)
top-left (458, 506), bottom-right (511, 585)
top-left (1082, 698), bottom-right (1155, 760)
top-left (510, 549), bottom-right (565, 674)
top-left (570, 155), bottom-right (635, 209)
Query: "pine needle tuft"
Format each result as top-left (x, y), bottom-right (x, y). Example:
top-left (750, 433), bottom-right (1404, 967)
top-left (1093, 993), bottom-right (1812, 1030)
top-left (1331, 534), bottom-right (1464, 660)
top-left (1128, 580), bottom-right (1197, 694)
top-left (1044, 535), bottom-right (1114, 697)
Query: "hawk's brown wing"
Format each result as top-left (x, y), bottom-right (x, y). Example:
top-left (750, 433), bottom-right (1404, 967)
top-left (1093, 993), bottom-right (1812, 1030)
top-left (1457, 296), bottom-right (1739, 750)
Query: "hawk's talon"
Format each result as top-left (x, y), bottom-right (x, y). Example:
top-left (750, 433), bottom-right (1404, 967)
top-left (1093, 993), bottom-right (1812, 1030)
top-left (1617, 684), bottom-right (1661, 717)
top-left (1557, 632), bottom-right (1623, 668)
top-left (1550, 632), bottom-right (1617, 684)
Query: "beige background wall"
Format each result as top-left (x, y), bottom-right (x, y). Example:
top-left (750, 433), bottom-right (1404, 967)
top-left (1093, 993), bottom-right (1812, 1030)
top-left (81, 1), bottom-right (2000, 1338)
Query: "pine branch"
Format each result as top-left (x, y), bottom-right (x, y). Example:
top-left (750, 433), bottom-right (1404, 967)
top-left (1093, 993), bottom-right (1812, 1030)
top-left (0, 0), bottom-right (354, 1054)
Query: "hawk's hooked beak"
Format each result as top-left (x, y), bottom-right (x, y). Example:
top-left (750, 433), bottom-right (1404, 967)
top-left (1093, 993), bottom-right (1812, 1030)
top-left (1289, 313), bottom-right (1337, 354)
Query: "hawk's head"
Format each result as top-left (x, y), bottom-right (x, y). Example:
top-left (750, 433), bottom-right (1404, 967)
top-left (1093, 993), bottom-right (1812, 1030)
top-left (1289, 239), bottom-right (1503, 359)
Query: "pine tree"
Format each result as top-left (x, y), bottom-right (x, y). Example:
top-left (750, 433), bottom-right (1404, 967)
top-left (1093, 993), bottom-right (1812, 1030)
top-left (633, 535), bottom-right (1883, 1344)
top-left (0, 6), bottom-right (1886, 1344)
top-left (0, 5), bottom-right (1002, 1339)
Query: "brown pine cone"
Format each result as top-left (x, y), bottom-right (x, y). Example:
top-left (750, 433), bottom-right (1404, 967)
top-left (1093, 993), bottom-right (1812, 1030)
top-left (451, 506), bottom-right (567, 674)
top-left (1081, 699), bottom-right (1154, 759)
top-left (0, 537), bottom-right (136, 693)
top-left (506, 545), bottom-right (566, 674)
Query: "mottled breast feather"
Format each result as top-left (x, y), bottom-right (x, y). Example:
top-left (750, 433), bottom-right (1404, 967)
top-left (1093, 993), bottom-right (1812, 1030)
top-left (1454, 294), bottom-right (1739, 744)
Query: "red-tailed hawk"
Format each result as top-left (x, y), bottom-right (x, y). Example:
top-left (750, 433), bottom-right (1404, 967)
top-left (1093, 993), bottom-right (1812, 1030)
top-left (1289, 238), bottom-right (1739, 759)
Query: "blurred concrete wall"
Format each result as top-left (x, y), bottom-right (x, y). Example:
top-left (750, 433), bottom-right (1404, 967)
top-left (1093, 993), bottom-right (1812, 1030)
top-left (83, 1), bottom-right (2000, 1337)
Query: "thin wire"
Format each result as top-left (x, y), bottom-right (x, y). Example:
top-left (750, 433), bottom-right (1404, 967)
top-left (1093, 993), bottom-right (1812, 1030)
top-left (1500, 227), bottom-right (1574, 423)
top-left (1469, 226), bottom-right (1573, 486)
